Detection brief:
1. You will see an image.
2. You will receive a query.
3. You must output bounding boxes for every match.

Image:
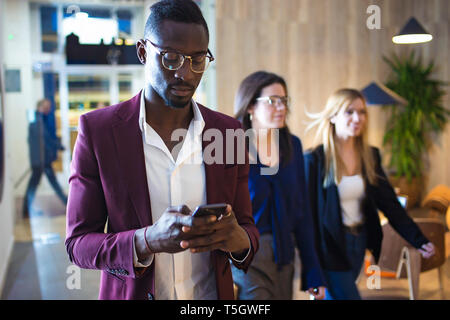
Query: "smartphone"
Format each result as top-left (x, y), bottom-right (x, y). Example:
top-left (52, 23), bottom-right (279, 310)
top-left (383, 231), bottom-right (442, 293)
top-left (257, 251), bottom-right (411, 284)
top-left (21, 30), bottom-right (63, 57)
top-left (192, 203), bottom-right (228, 218)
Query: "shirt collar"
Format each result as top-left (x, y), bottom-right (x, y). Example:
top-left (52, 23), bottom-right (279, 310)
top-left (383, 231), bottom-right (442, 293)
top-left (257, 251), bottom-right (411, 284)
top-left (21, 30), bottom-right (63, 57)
top-left (138, 88), bottom-right (205, 158)
top-left (139, 88), bottom-right (205, 133)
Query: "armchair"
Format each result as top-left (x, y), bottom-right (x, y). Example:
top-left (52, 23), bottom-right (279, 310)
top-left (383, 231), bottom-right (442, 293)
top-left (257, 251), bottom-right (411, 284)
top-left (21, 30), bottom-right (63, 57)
top-left (377, 218), bottom-right (446, 300)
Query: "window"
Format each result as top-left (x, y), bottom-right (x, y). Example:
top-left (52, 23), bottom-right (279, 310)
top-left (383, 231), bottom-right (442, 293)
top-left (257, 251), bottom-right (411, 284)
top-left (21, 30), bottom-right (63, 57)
top-left (40, 6), bottom-right (57, 52)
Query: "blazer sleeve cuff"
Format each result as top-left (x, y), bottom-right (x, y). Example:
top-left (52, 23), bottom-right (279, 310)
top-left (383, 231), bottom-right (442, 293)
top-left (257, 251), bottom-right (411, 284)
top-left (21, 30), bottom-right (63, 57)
top-left (301, 267), bottom-right (327, 291)
top-left (229, 225), bottom-right (259, 272)
top-left (132, 231), bottom-right (154, 267)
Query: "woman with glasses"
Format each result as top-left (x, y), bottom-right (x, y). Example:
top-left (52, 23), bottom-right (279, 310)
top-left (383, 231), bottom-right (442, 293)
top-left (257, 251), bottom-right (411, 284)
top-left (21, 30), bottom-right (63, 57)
top-left (304, 88), bottom-right (435, 300)
top-left (232, 71), bottom-right (326, 300)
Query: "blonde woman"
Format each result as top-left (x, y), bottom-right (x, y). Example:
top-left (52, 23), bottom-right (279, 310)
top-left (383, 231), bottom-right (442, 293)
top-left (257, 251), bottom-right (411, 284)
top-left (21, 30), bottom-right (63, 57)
top-left (304, 88), bottom-right (435, 300)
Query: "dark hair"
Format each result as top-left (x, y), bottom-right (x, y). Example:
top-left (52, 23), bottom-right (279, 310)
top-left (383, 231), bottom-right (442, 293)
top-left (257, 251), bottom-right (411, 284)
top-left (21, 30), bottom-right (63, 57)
top-left (144, 0), bottom-right (209, 41)
top-left (36, 98), bottom-right (50, 109)
top-left (234, 71), bottom-right (293, 166)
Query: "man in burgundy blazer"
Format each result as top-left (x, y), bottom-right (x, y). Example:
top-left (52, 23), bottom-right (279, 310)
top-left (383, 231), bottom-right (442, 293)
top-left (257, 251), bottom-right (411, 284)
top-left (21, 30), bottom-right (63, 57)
top-left (65, 0), bottom-right (258, 300)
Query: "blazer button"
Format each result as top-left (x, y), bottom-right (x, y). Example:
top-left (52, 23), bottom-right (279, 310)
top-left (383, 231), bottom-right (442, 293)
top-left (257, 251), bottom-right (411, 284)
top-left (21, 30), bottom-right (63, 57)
top-left (147, 293), bottom-right (154, 300)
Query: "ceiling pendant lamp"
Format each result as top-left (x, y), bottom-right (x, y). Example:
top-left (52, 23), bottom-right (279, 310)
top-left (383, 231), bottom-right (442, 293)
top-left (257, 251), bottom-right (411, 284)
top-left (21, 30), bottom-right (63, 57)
top-left (392, 17), bottom-right (433, 44)
top-left (361, 82), bottom-right (407, 106)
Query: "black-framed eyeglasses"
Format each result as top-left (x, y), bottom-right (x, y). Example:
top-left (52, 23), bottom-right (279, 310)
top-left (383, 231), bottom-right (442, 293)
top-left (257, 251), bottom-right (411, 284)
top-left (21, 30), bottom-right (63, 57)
top-left (145, 39), bottom-right (215, 74)
top-left (256, 95), bottom-right (290, 108)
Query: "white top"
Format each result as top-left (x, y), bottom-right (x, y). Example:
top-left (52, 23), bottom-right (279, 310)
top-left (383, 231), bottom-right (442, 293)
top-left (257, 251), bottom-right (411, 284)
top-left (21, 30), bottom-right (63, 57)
top-left (338, 175), bottom-right (365, 227)
top-left (135, 89), bottom-right (217, 300)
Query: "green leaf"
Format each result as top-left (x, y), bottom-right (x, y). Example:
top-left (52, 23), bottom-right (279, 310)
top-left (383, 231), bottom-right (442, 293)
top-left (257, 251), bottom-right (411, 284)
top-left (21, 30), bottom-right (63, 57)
top-left (382, 51), bottom-right (449, 180)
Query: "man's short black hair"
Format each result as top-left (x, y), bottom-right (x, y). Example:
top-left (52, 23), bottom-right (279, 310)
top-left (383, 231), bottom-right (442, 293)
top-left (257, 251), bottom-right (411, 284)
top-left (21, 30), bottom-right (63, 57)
top-left (144, 0), bottom-right (209, 41)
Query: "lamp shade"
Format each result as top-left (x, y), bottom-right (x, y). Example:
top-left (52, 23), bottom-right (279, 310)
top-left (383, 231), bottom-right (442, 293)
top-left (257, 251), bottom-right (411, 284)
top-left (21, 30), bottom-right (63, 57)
top-left (392, 17), bottom-right (432, 44)
top-left (361, 82), bottom-right (408, 106)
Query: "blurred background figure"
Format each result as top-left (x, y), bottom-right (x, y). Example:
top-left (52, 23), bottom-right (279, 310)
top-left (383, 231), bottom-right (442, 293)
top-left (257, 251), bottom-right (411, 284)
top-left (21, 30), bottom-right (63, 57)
top-left (304, 88), bottom-right (435, 300)
top-left (233, 71), bottom-right (326, 300)
top-left (22, 98), bottom-right (67, 218)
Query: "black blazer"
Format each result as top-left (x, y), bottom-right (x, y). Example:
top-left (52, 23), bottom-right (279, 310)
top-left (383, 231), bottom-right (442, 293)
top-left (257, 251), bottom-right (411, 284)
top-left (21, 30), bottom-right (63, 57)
top-left (304, 145), bottom-right (429, 271)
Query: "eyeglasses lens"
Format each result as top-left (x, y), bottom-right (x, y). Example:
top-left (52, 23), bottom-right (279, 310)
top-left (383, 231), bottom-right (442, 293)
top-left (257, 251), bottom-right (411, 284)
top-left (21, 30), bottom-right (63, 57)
top-left (162, 53), bottom-right (210, 73)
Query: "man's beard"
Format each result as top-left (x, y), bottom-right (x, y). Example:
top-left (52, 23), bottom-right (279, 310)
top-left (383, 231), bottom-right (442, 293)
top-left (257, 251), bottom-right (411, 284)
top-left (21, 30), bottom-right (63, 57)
top-left (163, 95), bottom-right (191, 109)
top-left (150, 78), bottom-right (195, 109)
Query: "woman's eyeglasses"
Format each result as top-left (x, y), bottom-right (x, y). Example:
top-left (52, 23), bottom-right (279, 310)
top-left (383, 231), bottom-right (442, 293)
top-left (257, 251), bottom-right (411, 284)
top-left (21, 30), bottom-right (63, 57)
top-left (256, 96), bottom-right (290, 108)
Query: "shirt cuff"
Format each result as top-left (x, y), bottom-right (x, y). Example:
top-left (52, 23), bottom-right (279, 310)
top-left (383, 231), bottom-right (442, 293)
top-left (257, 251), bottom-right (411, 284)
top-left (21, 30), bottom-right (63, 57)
top-left (133, 231), bottom-right (154, 267)
top-left (229, 233), bottom-right (251, 263)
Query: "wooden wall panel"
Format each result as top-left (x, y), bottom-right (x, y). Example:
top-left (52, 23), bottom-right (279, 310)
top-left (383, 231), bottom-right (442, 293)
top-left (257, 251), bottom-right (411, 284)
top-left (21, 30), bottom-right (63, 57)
top-left (215, 0), bottom-right (450, 194)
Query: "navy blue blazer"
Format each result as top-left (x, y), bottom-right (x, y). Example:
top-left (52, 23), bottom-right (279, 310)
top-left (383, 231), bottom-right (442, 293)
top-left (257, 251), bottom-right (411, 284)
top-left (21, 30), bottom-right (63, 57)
top-left (304, 145), bottom-right (429, 271)
top-left (249, 135), bottom-right (325, 289)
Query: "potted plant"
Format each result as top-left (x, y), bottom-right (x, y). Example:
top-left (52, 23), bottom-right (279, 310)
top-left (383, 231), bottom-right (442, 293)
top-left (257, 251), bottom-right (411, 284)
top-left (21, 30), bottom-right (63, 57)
top-left (382, 51), bottom-right (449, 208)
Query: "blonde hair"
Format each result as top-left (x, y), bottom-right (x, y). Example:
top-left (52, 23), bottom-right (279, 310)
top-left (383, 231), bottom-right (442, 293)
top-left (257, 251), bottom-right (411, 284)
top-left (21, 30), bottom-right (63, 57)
top-left (306, 88), bottom-right (376, 187)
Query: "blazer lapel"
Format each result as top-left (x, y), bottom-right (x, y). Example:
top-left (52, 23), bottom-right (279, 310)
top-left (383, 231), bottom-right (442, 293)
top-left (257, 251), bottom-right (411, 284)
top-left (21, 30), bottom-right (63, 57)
top-left (323, 185), bottom-right (344, 238)
top-left (198, 104), bottom-right (236, 299)
top-left (198, 104), bottom-right (223, 205)
top-left (112, 91), bottom-right (152, 227)
top-left (316, 147), bottom-right (346, 252)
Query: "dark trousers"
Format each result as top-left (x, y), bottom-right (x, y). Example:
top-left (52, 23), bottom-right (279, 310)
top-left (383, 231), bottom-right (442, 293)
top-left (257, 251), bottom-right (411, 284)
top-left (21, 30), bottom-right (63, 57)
top-left (23, 165), bottom-right (67, 217)
top-left (323, 229), bottom-right (368, 300)
top-left (231, 234), bottom-right (294, 300)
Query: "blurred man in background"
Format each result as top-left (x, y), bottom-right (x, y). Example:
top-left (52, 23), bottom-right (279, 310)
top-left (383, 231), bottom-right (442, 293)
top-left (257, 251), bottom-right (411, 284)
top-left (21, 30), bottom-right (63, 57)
top-left (23, 98), bottom-right (67, 218)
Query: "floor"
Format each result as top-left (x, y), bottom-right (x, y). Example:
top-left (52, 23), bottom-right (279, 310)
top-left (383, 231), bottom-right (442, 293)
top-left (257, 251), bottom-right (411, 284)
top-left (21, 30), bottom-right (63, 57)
top-left (1, 195), bottom-right (100, 300)
top-left (2, 194), bottom-right (450, 300)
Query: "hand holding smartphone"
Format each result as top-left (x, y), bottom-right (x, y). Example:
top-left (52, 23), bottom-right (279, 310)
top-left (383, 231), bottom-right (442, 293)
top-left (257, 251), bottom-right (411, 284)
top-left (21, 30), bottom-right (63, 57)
top-left (191, 203), bottom-right (228, 219)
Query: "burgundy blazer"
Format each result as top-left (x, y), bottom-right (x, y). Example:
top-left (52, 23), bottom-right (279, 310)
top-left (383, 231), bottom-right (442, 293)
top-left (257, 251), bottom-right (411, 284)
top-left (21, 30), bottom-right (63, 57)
top-left (65, 91), bottom-right (259, 300)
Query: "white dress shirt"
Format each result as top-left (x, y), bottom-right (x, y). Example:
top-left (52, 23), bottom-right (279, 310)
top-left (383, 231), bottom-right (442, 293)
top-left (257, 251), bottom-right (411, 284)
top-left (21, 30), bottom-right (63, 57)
top-left (134, 89), bottom-right (217, 300)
